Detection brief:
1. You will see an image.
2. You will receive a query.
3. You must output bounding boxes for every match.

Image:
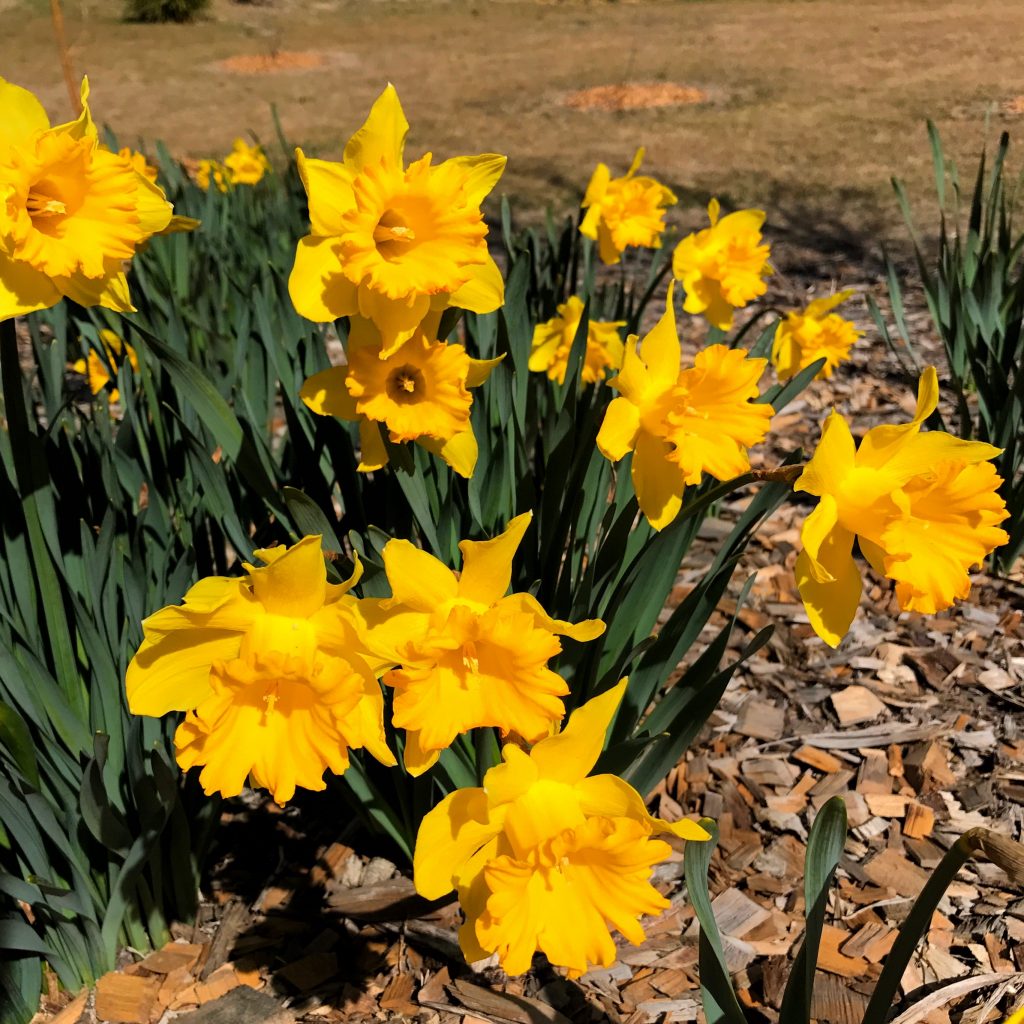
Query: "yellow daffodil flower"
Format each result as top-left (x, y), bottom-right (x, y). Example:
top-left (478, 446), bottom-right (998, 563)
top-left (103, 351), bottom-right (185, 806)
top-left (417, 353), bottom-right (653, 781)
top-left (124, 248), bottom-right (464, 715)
top-left (529, 295), bottom-right (625, 385)
top-left (223, 137), bottom-right (269, 186)
top-left (773, 290), bottom-right (862, 380)
top-left (672, 198), bottom-right (771, 330)
top-left (300, 313), bottom-right (501, 478)
top-left (414, 680), bottom-right (709, 977)
top-left (289, 84), bottom-right (506, 356)
top-left (795, 367), bottom-right (1009, 646)
top-left (196, 159), bottom-right (228, 193)
top-left (579, 148), bottom-right (677, 265)
top-left (71, 329), bottom-right (139, 402)
top-left (0, 77), bottom-right (173, 320)
top-left (127, 537), bottom-right (396, 804)
top-left (354, 512), bottom-right (604, 776)
top-left (119, 146), bottom-right (159, 185)
top-left (597, 283), bottom-right (774, 530)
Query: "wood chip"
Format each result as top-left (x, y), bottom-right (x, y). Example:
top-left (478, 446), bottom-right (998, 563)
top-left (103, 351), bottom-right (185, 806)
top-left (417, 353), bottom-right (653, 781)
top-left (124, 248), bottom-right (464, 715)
top-left (817, 925), bottom-right (870, 978)
top-left (832, 685), bottom-right (888, 727)
top-left (138, 941), bottom-right (204, 976)
top-left (710, 888), bottom-right (771, 938)
top-left (793, 745), bottom-right (844, 773)
top-left (863, 847), bottom-right (930, 898)
top-left (94, 973), bottom-right (162, 1023)
top-left (172, 986), bottom-right (295, 1023)
top-left (903, 801), bottom-right (936, 839)
top-left (734, 699), bottom-right (785, 741)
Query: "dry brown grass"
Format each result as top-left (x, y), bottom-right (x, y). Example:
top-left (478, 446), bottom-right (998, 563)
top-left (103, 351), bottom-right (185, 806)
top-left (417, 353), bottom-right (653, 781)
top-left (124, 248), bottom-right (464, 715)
top-left (2, 0), bottom-right (1022, 249)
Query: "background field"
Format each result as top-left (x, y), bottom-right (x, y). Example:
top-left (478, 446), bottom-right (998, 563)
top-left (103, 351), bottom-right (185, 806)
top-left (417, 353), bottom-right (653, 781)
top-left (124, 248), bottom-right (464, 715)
top-left (2, 0), bottom-right (1023, 255)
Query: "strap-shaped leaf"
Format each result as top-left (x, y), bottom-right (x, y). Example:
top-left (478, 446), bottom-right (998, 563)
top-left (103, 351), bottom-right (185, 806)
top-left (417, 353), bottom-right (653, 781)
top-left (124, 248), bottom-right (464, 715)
top-left (682, 820), bottom-right (748, 1024)
top-left (778, 796), bottom-right (847, 1024)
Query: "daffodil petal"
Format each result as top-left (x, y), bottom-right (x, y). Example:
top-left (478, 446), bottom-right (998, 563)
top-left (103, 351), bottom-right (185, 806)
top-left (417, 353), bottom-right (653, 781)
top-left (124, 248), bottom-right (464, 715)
top-left (597, 396), bottom-right (641, 462)
top-left (529, 680), bottom-right (627, 784)
top-left (0, 252), bottom-right (61, 319)
top-left (343, 83), bottom-right (409, 173)
top-left (0, 76), bottom-right (50, 155)
top-left (381, 539), bottom-right (458, 611)
top-left (357, 419), bottom-right (389, 472)
top-left (576, 774), bottom-right (710, 840)
top-left (289, 236), bottom-right (358, 323)
top-left (300, 366), bottom-right (358, 420)
top-left (414, 786), bottom-right (501, 899)
top-left (632, 430), bottom-right (684, 531)
top-left (126, 630), bottom-right (240, 716)
top-left (457, 512), bottom-right (532, 607)
top-left (449, 254), bottom-right (504, 315)
top-left (638, 282), bottom-right (680, 389)
top-left (795, 528), bottom-right (861, 648)
top-left (297, 149), bottom-right (355, 235)
top-left (437, 153), bottom-right (507, 207)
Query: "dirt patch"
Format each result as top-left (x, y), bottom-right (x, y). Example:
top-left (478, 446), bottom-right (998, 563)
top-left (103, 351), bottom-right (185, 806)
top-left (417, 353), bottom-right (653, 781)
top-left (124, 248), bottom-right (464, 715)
top-left (564, 82), bottom-right (710, 112)
top-left (216, 50), bottom-right (327, 74)
top-left (1003, 95), bottom-right (1024, 115)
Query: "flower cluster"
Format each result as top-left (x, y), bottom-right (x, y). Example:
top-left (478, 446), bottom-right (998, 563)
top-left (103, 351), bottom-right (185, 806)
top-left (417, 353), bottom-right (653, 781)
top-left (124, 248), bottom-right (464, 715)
top-left (529, 295), bottom-right (625, 385)
top-left (773, 290), bottom-right (862, 380)
top-left (597, 282), bottom-right (774, 529)
top-left (196, 137), bottom-right (269, 192)
top-left (796, 367), bottom-right (1009, 646)
top-left (0, 77), bottom-right (179, 320)
top-left (414, 682), bottom-right (709, 976)
top-left (301, 313), bottom-right (500, 478)
top-left (289, 84), bottom-right (505, 355)
top-left (580, 148), bottom-right (677, 265)
top-left (672, 198), bottom-right (772, 330)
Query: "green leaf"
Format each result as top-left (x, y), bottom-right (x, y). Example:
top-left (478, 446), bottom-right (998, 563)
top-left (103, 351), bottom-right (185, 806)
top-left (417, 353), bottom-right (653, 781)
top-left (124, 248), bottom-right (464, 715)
top-left (0, 702), bottom-right (39, 789)
top-left (682, 821), bottom-right (748, 1024)
top-left (779, 796), bottom-right (847, 1024)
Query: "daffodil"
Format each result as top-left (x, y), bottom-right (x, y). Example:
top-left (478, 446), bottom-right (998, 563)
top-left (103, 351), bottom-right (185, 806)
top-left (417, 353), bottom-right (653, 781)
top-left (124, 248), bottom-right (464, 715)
top-left (529, 295), bottom-right (625, 385)
top-left (289, 85), bottom-right (506, 356)
top-left (795, 367), bottom-right (1009, 647)
top-left (119, 147), bottom-right (159, 185)
top-left (579, 148), bottom-right (677, 265)
top-left (223, 137), bottom-right (269, 186)
top-left (354, 512), bottom-right (604, 776)
top-left (71, 329), bottom-right (139, 402)
top-left (672, 198), bottom-right (771, 330)
top-left (597, 283), bottom-right (774, 530)
top-left (414, 680), bottom-right (709, 977)
top-left (301, 313), bottom-right (500, 478)
top-left (0, 77), bottom-right (173, 320)
top-left (127, 537), bottom-right (396, 804)
top-left (773, 290), bottom-right (861, 380)
top-left (195, 159), bottom-right (228, 193)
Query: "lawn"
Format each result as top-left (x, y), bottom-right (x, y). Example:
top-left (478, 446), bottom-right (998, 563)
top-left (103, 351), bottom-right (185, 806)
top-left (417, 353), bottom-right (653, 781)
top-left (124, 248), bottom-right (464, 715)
top-left (2, 0), bottom-right (1023, 250)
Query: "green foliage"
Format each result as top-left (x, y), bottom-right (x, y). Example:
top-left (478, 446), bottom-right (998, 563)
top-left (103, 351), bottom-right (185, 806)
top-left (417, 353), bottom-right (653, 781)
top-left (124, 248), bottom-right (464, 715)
top-left (882, 123), bottom-right (1024, 569)
top-left (123, 0), bottom-right (209, 23)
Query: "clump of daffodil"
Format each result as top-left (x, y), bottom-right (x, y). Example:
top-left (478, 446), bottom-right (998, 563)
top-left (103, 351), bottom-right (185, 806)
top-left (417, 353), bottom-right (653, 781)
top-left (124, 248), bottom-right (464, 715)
top-left (195, 159), bottom-right (228, 193)
top-left (414, 680), bottom-right (709, 977)
top-left (301, 313), bottom-right (501, 478)
top-left (289, 84), bottom-right (506, 356)
top-left (773, 290), bottom-right (862, 380)
top-left (126, 537), bottom-right (396, 804)
top-left (672, 198), bottom-right (771, 330)
top-left (223, 137), bottom-right (270, 186)
top-left (354, 512), bottom-right (604, 776)
top-left (597, 282), bottom-right (774, 530)
top-left (529, 295), bottom-right (625, 385)
top-left (0, 77), bottom-right (174, 320)
top-left (795, 366), bottom-right (1009, 647)
top-left (579, 148), bottom-right (677, 265)
top-left (71, 329), bottom-right (138, 403)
